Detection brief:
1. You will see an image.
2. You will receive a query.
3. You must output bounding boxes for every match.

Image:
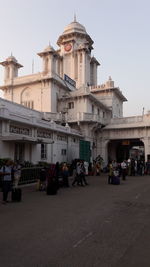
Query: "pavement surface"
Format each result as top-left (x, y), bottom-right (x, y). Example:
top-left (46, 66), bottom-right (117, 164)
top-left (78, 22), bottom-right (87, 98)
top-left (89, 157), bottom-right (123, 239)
top-left (1, 174), bottom-right (150, 267)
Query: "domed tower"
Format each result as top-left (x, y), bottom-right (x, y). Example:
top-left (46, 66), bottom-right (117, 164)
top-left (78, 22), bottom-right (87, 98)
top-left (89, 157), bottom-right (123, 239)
top-left (57, 17), bottom-right (100, 89)
top-left (37, 44), bottom-right (58, 75)
top-left (0, 55), bottom-right (23, 83)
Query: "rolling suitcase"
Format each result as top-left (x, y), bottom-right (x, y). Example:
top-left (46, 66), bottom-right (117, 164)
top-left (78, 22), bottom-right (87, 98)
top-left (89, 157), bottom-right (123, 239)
top-left (12, 188), bottom-right (22, 202)
top-left (46, 181), bottom-right (57, 195)
top-left (111, 175), bottom-right (120, 185)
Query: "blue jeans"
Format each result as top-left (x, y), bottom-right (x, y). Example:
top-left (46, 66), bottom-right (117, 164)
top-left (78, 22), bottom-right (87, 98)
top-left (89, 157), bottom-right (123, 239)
top-left (2, 181), bottom-right (12, 201)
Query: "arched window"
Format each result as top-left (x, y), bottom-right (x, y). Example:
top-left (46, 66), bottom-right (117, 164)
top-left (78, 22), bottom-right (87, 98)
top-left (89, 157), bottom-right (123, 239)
top-left (21, 87), bottom-right (34, 109)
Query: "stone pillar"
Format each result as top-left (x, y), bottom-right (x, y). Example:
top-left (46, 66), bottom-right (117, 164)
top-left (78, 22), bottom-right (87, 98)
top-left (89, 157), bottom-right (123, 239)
top-left (74, 52), bottom-right (78, 81)
top-left (51, 55), bottom-right (55, 74)
top-left (141, 137), bottom-right (150, 161)
top-left (100, 139), bottom-right (109, 167)
top-left (82, 50), bottom-right (86, 86)
top-left (60, 58), bottom-right (63, 78)
top-left (67, 136), bottom-right (72, 163)
top-left (42, 57), bottom-right (47, 73)
top-left (93, 63), bottom-right (97, 86)
top-left (9, 65), bottom-right (14, 80)
top-left (4, 66), bottom-right (9, 81)
top-left (71, 52), bottom-right (74, 80)
top-left (77, 52), bottom-right (80, 88)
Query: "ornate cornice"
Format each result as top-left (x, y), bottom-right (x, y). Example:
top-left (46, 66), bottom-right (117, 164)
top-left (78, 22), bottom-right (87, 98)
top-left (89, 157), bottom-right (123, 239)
top-left (57, 32), bottom-right (93, 47)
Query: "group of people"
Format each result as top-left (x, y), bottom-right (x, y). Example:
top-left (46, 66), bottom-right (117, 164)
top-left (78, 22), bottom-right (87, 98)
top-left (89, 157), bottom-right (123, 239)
top-left (0, 160), bottom-right (21, 204)
top-left (37, 159), bottom-right (89, 192)
top-left (108, 158), bottom-right (148, 185)
top-left (127, 158), bottom-right (146, 176)
top-left (1, 157), bottom-right (148, 201)
top-left (108, 159), bottom-right (130, 184)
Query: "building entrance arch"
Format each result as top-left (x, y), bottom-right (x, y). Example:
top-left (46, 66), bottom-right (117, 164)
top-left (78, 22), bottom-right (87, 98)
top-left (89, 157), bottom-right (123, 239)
top-left (108, 139), bottom-right (144, 163)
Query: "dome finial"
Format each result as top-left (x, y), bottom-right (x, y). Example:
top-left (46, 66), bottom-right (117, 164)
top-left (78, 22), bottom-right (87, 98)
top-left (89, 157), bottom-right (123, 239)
top-left (74, 13), bottom-right (76, 22)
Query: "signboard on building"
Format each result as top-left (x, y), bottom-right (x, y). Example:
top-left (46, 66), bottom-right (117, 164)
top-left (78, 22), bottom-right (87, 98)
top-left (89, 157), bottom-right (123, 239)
top-left (10, 125), bottom-right (31, 136)
top-left (64, 74), bottom-right (76, 88)
top-left (37, 130), bottom-right (52, 139)
top-left (122, 140), bottom-right (130, 145)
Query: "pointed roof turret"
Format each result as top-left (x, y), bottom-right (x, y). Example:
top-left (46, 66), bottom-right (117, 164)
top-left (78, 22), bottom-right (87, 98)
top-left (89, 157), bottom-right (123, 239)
top-left (37, 44), bottom-right (55, 57)
top-left (0, 54), bottom-right (23, 68)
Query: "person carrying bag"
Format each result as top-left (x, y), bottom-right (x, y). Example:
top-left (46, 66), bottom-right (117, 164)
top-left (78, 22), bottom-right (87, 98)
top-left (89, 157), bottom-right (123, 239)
top-left (0, 160), bottom-right (13, 204)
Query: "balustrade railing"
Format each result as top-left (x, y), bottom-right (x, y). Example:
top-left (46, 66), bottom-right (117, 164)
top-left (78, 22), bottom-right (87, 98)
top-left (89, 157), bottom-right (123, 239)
top-left (67, 112), bottom-right (109, 125)
top-left (19, 167), bottom-right (42, 185)
top-left (110, 116), bottom-right (143, 125)
top-left (42, 112), bottom-right (108, 125)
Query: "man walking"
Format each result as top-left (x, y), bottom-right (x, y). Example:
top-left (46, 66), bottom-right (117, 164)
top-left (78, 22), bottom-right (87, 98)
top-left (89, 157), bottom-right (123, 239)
top-left (0, 160), bottom-right (13, 204)
top-left (121, 160), bottom-right (127, 180)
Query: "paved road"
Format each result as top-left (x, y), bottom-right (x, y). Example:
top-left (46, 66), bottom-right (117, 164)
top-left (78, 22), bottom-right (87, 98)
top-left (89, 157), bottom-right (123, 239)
top-left (0, 174), bottom-right (150, 267)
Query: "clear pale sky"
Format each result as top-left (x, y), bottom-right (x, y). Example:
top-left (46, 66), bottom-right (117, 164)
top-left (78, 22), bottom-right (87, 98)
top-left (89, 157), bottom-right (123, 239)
top-left (0, 0), bottom-right (149, 117)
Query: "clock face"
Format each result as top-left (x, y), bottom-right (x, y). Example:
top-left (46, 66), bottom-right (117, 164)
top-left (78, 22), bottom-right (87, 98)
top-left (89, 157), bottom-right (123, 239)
top-left (64, 43), bottom-right (72, 52)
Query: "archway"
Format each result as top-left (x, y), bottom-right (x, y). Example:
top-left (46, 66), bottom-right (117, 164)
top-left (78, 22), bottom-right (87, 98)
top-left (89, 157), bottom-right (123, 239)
top-left (108, 139), bottom-right (144, 163)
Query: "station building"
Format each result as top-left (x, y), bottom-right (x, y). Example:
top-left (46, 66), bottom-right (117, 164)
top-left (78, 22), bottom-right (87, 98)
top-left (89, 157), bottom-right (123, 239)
top-left (0, 18), bottom-right (150, 165)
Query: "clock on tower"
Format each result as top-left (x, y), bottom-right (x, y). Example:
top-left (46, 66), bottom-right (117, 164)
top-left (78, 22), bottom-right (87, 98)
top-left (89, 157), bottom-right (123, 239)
top-left (64, 43), bottom-right (72, 52)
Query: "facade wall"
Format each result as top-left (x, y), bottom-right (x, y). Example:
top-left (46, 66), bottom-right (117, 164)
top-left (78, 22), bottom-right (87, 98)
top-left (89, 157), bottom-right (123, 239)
top-left (92, 91), bottom-right (113, 110)
top-left (51, 82), bottom-right (57, 113)
top-left (76, 97), bottom-right (87, 113)
top-left (86, 55), bottom-right (91, 86)
top-left (0, 98), bottom-right (81, 164)
top-left (0, 130), bottom-right (80, 164)
top-left (3, 79), bottom-right (51, 113)
top-left (112, 94), bottom-right (123, 118)
top-left (31, 144), bottom-right (40, 163)
top-left (0, 141), bottom-right (13, 158)
top-left (40, 81), bottom-right (51, 112)
top-left (63, 54), bottom-right (72, 78)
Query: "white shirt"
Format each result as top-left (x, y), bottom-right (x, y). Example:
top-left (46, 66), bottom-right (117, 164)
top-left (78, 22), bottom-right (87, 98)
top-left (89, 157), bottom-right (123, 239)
top-left (0, 166), bottom-right (12, 181)
top-left (121, 162), bottom-right (127, 169)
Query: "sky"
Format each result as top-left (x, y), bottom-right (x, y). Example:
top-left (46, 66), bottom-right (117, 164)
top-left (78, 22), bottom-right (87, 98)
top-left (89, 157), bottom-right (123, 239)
top-left (0, 0), bottom-right (149, 117)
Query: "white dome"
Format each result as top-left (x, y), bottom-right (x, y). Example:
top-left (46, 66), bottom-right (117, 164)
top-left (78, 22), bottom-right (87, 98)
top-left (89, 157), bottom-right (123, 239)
top-left (6, 55), bottom-right (17, 62)
top-left (63, 21), bottom-right (87, 35)
top-left (44, 45), bottom-right (55, 52)
top-left (57, 19), bottom-right (93, 46)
